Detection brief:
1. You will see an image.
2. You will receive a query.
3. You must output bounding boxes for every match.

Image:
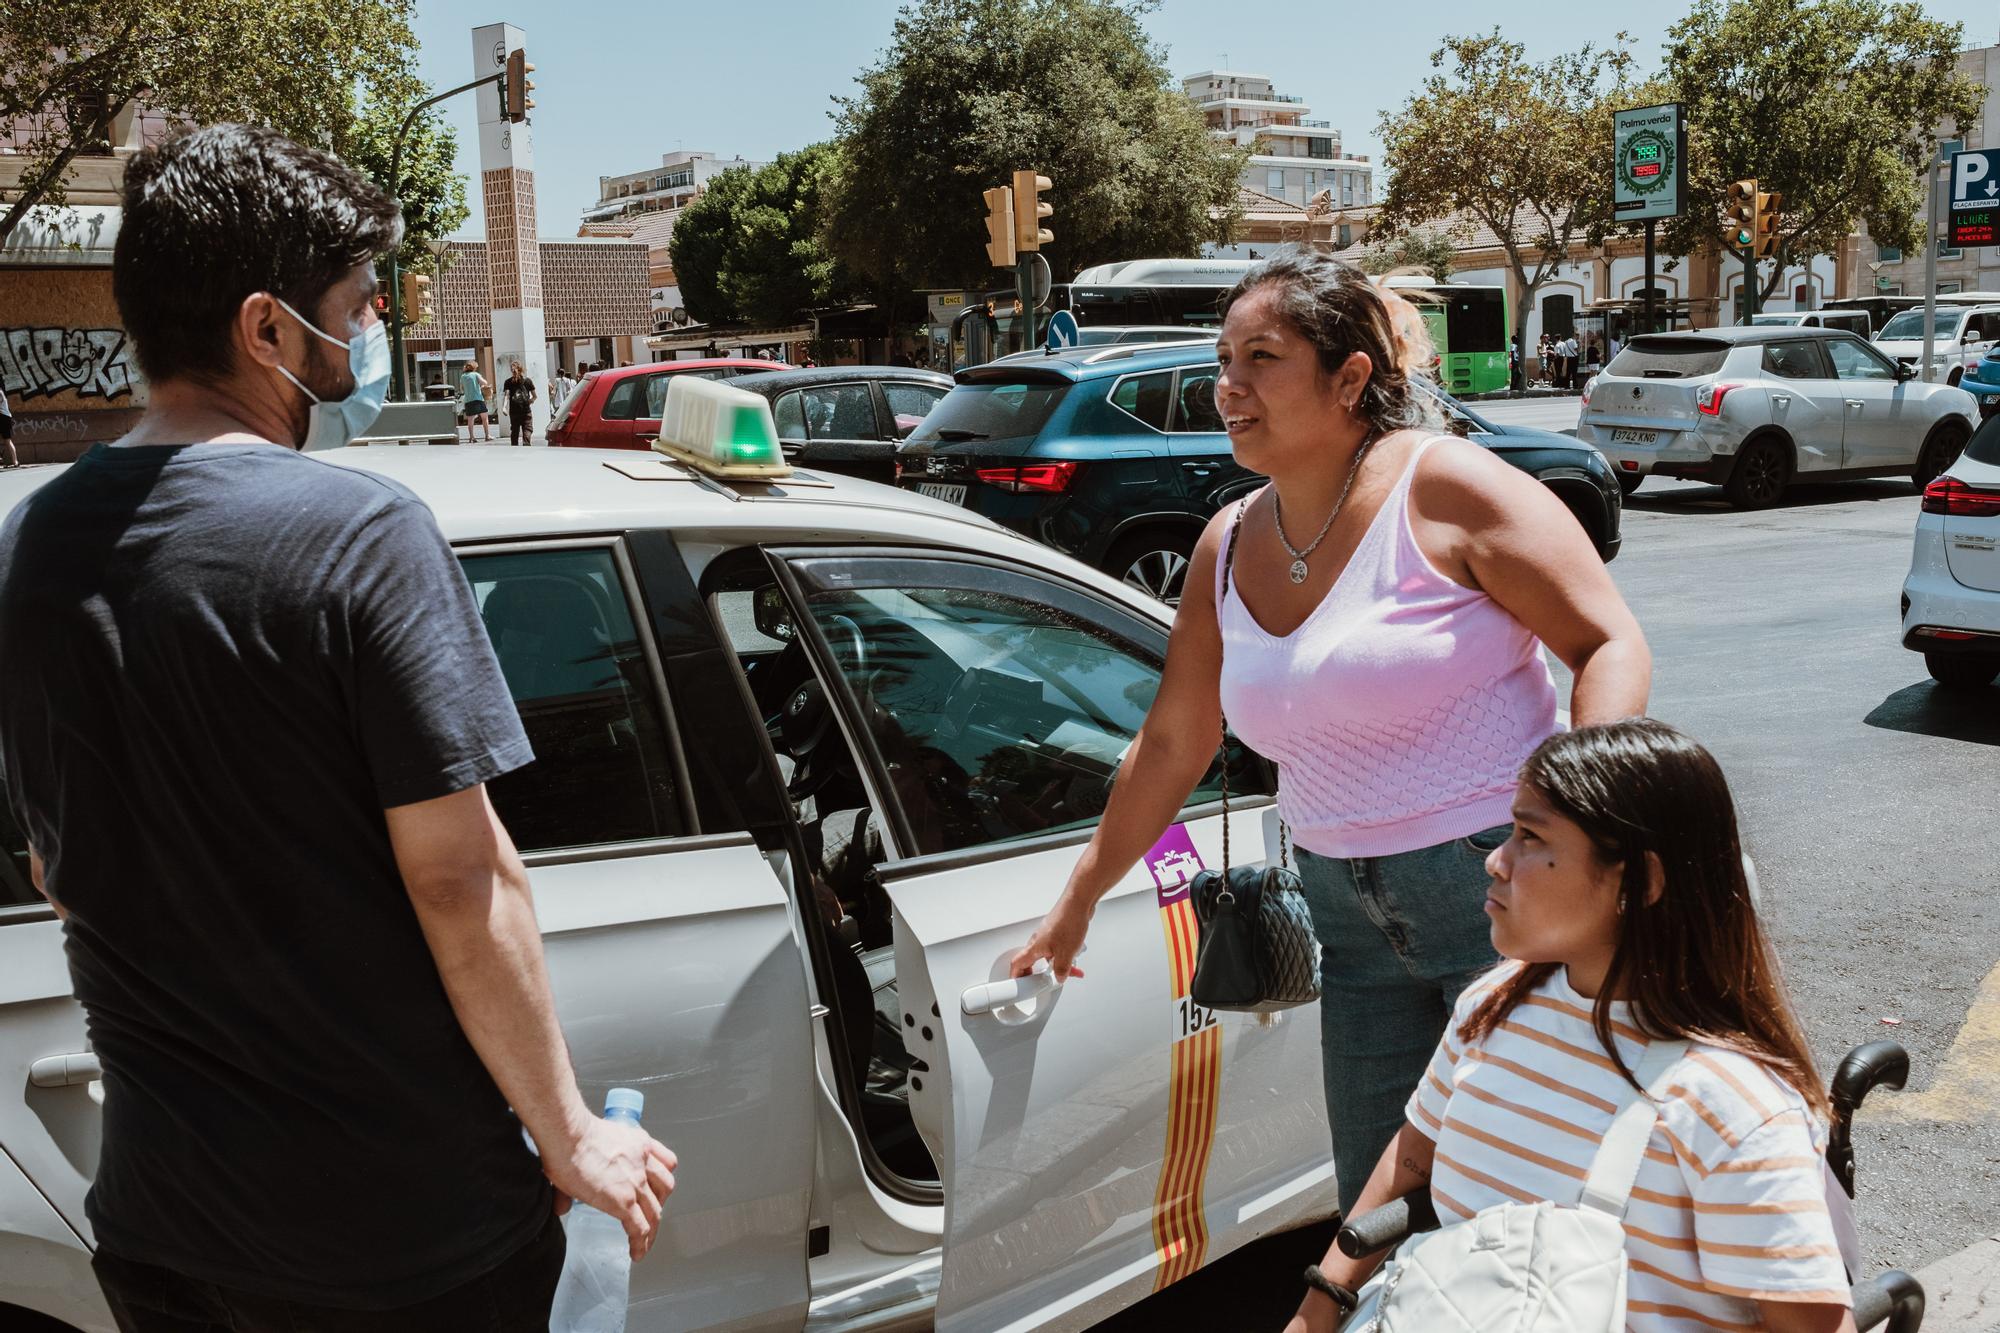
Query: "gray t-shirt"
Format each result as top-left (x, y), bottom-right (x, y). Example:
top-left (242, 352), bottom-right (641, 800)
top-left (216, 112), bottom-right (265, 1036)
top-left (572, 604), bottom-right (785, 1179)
top-left (0, 443), bottom-right (545, 1306)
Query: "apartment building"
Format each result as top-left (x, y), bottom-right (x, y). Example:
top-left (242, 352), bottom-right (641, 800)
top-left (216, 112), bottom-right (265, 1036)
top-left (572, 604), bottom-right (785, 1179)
top-left (1182, 70), bottom-right (1372, 210)
top-left (581, 149), bottom-right (765, 224)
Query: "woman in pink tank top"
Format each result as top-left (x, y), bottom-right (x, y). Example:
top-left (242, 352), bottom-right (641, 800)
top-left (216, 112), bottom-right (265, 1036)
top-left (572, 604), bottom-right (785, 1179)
top-left (1011, 252), bottom-right (1652, 1222)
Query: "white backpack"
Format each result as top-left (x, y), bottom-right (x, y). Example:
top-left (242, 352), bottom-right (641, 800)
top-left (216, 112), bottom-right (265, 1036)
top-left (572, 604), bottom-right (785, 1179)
top-left (1347, 1039), bottom-right (1689, 1333)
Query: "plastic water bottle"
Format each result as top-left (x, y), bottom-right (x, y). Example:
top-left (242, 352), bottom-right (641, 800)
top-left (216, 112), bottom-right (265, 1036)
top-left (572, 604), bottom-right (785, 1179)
top-left (550, 1088), bottom-right (645, 1333)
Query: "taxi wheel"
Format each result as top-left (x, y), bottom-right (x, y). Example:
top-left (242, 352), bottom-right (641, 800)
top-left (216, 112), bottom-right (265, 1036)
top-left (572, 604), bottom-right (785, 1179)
top-left (1109, 530), bottom-right (1196, 607)
top-left (1914, 421), bottom-right (1970, 490)
top-left (1925, 652), bottom-right (2000, 690)
top-left (1723, 437), bottom-right (1791, 510)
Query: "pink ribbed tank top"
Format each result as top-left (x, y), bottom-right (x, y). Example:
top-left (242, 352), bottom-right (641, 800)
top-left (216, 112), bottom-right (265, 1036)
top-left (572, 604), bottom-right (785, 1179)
top-left (1216, 436), bottom-right (1560, 859)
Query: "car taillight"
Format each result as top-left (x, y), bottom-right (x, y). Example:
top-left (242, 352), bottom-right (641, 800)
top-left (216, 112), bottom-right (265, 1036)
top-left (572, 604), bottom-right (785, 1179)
top-left (1580, 380), bottom-right (1592, 408)
top-left (1921, 476), bottom-right (2000, 517)
top-left (1695, 382), bottom-right (1743, 416)
top-left (976, 462), bottom-right (1080, 493)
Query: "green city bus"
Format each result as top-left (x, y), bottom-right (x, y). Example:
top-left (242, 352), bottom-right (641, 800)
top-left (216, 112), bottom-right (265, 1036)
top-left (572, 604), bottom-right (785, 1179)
top-left (1381, 277), bottom-right (1511, 395)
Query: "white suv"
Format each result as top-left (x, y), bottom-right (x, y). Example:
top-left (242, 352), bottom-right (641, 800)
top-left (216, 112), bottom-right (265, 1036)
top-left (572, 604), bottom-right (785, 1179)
top-left (1578, 328), bottom-right (1977, 508)
top-left (1903, 412), bottom-right (2000, 689)
top-left (1873, 303), bottom-right (2000, 385)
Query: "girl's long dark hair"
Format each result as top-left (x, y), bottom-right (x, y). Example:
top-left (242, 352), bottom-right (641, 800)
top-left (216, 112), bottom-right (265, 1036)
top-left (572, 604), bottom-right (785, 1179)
top-left (1459, 719), bottom-right (1830, 1118)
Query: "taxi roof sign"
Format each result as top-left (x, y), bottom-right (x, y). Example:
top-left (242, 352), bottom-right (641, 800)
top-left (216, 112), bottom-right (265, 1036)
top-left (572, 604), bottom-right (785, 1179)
top-left (652, 374), bottom-right (790, 479)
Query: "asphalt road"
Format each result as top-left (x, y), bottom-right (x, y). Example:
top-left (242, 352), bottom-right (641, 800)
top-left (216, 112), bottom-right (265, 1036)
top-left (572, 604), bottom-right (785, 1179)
top-left (1094, 395), bottom-right (2000, 1329)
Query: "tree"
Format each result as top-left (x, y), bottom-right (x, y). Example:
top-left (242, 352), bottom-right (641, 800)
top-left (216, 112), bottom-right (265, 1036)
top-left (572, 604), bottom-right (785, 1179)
top-left (1662, 0), bottom-right (1981, 301)
top-left (1357, 230), bottom-right (1463, 283)
top-left (340, 77), bottom-right (470, 287)
top-left (0, 0), bottom-right (419, 244)
top-left (671, 144), bottom-right (864, 328)
top-left (1376, 31), bottom-right (1637, 362)
top-left (824, 0), bottom-right (1245, 306)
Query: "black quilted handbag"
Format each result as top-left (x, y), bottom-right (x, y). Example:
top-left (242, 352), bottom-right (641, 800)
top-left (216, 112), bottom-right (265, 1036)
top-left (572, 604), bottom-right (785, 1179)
top-left (1188, 501), bottom-right (1323, 1014)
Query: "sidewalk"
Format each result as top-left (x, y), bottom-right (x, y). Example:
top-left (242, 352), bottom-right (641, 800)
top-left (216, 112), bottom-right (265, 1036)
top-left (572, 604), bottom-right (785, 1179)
top-left (1913, 1233), bottom-right (2000, 1332)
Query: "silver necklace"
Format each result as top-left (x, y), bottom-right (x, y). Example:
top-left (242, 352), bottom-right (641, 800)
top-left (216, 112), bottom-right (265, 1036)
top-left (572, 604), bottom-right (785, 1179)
top-left (1273, 435), bottom-right (1375, 584)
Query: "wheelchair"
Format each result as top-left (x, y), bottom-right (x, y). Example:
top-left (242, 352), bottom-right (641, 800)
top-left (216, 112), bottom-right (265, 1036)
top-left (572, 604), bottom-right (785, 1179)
top-left (1335, 1040), bottom-right (1926, 1331)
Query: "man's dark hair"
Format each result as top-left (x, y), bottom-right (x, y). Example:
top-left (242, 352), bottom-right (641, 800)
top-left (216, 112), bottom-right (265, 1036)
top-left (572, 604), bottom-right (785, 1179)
top-left (114, 123), bottom-right (403, 385)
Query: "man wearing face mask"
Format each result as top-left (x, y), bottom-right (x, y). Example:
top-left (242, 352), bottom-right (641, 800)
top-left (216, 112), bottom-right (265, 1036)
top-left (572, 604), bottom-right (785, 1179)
top-left (0, 124), bottom-right (677, 1330)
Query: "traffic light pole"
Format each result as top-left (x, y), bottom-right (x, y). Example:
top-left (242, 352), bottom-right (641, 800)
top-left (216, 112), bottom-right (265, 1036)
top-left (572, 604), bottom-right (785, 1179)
top-left (1742, 245), bottom-right (1758, 322)
top-left (386, 72), bottom-right (502, 401)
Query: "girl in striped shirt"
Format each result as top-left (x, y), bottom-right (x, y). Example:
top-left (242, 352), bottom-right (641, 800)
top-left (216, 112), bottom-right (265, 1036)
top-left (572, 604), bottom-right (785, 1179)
top-left (1289, 719), bottom-right (1855, 1333)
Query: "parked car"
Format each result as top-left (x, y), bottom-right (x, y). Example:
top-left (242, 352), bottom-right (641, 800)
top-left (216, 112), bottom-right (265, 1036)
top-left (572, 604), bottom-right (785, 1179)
top-left (1873, 303), bottom-right (2000, 385)
top-left (1902, 410), bottom-right (2000, 689)
top-left (1748, 309), bottom-right (1874, 337)
top-left (0, 406), bottom-right (1333, 1333)
top-left (547, 357), bottom-right (794, 449)
top-left (1960, 345), bottom-right (2000, 419)
top-left (896, 342), bottom-right (1622, 605)
top-left (1577, 327), bottom-right (1977, 508)
top-left (728, 365), bottom-right (952, 484)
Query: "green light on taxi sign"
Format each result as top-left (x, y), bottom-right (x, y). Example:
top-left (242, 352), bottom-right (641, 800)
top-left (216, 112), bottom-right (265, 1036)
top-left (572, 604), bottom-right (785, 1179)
top-left (653, 375), bottom-right (790, 479)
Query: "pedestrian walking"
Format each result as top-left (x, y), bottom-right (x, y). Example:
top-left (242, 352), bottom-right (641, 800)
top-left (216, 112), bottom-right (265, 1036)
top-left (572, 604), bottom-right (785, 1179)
top-left (1536, 333), bottom-right (1555, 387)
top-left (0, 382), bottom-right (16, 468)
top-left (461, 362), bottom-right (493, 441)
top-left (1010, 251), bottom-right (1650, 1216)
top-left (0, 123), bottom-right (676, 1333)
top-left (504, 361), bottom-right (537, 446)
top-left (1285, 720), bottom-right (1855, 1333)
top-left (1561, 332), bottom-right (1581, 392)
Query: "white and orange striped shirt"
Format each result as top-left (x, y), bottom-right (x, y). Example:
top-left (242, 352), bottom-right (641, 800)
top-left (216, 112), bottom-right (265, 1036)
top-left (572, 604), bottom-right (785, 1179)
top-left (1406, 962), bottom-right (1850, 1331)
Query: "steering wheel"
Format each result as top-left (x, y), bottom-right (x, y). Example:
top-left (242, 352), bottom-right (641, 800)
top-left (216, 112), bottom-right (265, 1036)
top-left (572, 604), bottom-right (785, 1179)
top-left (823, 611), bottom-right (868, 676)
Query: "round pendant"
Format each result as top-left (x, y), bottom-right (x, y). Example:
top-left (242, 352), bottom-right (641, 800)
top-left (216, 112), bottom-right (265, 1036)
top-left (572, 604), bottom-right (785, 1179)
top-left (1288, 558), bottom-right (1309, 584)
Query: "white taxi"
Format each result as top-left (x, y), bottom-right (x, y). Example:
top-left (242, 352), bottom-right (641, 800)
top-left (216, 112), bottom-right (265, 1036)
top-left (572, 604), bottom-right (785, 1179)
top-left (1903, 410), bottom-right (2000, 689)
top-left (0, 379), bottom-right (1332, 1332)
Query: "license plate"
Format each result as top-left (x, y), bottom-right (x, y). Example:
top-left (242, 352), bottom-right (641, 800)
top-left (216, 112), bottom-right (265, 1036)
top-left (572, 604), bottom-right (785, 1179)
top-left (1610, 428), bottom-right (1658, 445)
top-left (917, 482), bottom-right (967, 505)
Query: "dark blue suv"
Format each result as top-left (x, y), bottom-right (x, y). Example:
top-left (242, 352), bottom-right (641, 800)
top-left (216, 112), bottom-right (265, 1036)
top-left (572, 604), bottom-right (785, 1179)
top-left (896, 341), bottom-right (1621, 604)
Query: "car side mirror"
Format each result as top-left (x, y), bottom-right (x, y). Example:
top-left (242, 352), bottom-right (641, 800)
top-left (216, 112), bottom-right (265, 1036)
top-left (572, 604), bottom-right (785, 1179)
top-left (753, 584), bottom-right (797, 642)
top-left (1896, 362), bottom-right (1918, 382)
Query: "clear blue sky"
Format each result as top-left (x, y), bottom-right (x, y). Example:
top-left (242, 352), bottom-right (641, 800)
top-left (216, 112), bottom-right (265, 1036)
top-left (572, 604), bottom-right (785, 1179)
top-left (406, 0), bottom-right (2000, 239)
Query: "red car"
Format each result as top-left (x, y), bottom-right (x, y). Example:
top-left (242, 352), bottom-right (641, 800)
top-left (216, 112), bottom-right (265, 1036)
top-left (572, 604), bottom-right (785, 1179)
top-left (547, 358), bottom-right (796, 449)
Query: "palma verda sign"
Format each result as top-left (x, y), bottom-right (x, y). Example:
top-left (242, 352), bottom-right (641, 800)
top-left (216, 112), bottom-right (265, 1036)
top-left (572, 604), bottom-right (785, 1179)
top-left (1613, 103), bottom-right (1686, 223)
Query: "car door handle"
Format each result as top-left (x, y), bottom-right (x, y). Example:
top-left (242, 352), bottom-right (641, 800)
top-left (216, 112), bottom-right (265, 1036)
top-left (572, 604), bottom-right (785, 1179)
top-left (1846, 399), bottom-right (1864, 410)
top-left (961, 958), bottom-right (1065, 1015)
top-left (29, 1051), bottom-right (101, 1087)
top-left (1181, 461), bottom-right (1220, 475)
top-left (1772, 394), bottom-right (1790, 407)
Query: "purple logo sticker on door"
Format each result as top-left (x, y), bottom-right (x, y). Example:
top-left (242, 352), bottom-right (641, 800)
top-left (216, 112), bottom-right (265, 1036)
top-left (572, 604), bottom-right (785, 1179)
top-left (1145, 824), bottom-right (1205, 906)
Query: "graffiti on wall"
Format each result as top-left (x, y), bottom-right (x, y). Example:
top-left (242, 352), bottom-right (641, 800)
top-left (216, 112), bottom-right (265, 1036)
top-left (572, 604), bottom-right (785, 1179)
top-left (0, 327), bottom-right (138, 401)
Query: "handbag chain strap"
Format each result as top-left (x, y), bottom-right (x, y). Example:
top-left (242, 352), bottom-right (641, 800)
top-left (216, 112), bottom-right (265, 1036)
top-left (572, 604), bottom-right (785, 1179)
top-left (1215, 494), bottom-right (1290, 877)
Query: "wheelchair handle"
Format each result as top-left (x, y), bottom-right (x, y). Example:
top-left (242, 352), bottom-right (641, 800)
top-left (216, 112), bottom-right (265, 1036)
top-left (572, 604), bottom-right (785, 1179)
top-left (1335, 1188), bottom-right (1439, 1259)
top-left (1850, 1268), bottom-right (1924, 1333)
top-left (1828, 1040), bottom-right (1910, 1198)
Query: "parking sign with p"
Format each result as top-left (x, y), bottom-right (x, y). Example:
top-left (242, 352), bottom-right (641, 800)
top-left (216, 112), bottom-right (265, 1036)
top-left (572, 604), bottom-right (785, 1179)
top-left (1948, 147), bottom-right (2000, 248)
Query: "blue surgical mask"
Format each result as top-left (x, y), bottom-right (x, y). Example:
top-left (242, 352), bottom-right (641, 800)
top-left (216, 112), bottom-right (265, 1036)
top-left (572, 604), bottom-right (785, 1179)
top-left (274, 297), bottom-right (391, 452)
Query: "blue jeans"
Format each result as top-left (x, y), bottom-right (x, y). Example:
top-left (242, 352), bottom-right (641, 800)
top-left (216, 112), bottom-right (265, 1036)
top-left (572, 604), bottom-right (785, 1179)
top-left (1296, 825), bottom-right (1509, 1215)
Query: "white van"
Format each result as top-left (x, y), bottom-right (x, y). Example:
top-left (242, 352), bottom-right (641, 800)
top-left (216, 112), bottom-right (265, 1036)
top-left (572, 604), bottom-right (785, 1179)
top-left (1874, 304), bottom-right (2000, 384)
top-left (1748, 309), bottom-right (1873, 337)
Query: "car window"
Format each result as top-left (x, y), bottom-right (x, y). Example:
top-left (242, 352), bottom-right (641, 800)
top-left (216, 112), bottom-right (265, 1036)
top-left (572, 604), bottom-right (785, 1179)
top-left (1762, 341), bottom-right (1827, 379)
top-left (804, 384), bottom-right (881, 440)
top-left (1172, 367), bottom-right (1224, 432)
top-left (772, 390), bottom-right (806, 440)
top-left (882, 382), bottom-right (947, 439)
top-left (1967, 411), bottom-right (2000, 465)
top-left (1879, 308), bottom-right (1966, 341)
top-left (600, 375), bottom-right (646, 421)
top-left (643, 372), bottom-right (680, 418)
top-left (462, 547), bottom-right (686, 853)
top-left (794, 569), bottom-right (1269, 857)
top-left (1604, 338), bottom-right (1730, 378)
top-left (1826, 337), bottom-right (1897, 381)
top-left (1109, 370), bottom-right (1173, 431)
top-left (906, 382), bottom-right (1068, 443)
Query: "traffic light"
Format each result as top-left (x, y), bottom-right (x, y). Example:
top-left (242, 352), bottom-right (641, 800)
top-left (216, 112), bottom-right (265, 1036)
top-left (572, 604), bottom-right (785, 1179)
top-left (983, 185), bottom-right (1016, 268)
top-left (1012, 170), bottom-right (1053, 252)
top-left (1754, 189), bottom-right (1782, 258)
top-left (1725, 178), bottom-right (1759, 253)
top-left (400, 272), bottom-right (434, 325)
top-left (501, 48), bottom-right (535, 123)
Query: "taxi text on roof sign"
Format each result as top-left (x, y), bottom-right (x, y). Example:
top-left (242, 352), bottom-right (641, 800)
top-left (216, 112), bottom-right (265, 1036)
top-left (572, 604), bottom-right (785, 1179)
top-left (653, 375), bottom-right (791, 480)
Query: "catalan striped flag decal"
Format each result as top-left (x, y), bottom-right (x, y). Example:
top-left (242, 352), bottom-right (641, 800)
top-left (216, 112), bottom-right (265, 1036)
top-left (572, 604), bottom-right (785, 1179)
top-left (1142, 824), bottom-right (1224, 1291)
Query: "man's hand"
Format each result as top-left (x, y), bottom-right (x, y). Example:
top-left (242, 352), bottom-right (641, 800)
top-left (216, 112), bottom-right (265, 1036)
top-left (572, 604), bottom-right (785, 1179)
top-left (543, 1114), bottom-right (679, 1261)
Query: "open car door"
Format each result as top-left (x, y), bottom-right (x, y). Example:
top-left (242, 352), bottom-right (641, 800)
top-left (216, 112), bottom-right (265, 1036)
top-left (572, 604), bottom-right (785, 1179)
top-left (767, 546), bottom-right (1336, 1332)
